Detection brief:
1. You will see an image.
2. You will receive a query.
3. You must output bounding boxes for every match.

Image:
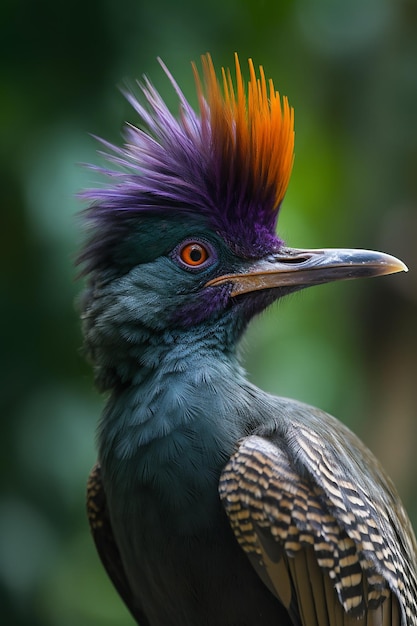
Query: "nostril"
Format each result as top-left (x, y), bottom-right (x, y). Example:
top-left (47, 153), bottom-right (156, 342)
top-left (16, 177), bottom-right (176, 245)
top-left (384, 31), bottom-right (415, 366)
top-left (279, 256), bottom-right (310, 264)
top-left (271, 254), bottom-right (311, 265)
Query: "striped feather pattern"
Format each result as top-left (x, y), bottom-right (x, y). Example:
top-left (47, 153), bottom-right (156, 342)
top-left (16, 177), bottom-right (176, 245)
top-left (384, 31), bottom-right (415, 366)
top-left (220, 435), bottom-right (416, 625)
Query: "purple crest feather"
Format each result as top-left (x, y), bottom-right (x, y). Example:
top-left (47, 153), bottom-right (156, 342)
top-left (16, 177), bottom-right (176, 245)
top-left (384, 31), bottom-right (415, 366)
top-left (79, 53), bottom-right (295, 274)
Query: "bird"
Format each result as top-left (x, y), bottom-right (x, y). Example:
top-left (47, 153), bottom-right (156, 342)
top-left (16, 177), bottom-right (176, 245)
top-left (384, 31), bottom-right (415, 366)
top-left (79, 53), bottom-right (417, 626)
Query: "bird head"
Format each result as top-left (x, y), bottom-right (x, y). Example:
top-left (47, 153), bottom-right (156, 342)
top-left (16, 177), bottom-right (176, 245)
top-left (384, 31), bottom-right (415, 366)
top-left (79, 54), bottom-right (406, 385)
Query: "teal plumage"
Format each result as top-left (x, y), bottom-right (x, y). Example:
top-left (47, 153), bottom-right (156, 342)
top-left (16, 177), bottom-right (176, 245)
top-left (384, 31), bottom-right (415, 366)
top-left (81, 54), bottom-right (416, 625)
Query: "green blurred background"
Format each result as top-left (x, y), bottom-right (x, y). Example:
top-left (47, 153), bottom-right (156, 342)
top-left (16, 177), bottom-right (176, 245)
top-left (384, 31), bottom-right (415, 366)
top-left (2, 0), bottom-right (417, 624)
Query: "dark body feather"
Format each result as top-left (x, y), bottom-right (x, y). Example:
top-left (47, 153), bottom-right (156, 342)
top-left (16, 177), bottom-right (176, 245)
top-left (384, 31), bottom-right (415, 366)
top-left (90, 327), bottom-right (291, 625)
top-left (85, 307), bottom-right (417, 624)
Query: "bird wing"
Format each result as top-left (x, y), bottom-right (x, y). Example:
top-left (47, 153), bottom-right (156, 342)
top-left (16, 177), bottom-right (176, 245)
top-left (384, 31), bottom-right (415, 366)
top-left (219, 416), bottom-right (417, 626)
top-left (86, 463), bottom-right (150, 626)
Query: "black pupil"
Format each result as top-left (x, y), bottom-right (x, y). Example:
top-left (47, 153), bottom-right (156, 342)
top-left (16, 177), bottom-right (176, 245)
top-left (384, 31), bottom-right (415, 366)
top-left (190, 246), bottom-right (203, 262)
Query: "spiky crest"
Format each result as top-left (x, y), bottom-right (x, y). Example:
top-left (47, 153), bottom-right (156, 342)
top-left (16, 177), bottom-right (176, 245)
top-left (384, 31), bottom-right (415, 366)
top-left (195, 54), bottom-right (294, 214)
top-left (80, 54), bottom-right (295, 274)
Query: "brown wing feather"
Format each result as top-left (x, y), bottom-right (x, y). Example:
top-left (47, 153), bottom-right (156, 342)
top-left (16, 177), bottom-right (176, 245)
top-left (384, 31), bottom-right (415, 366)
top-left (87, 463), bottom-right (149, 625)
top-left (219, 435), bottom-right (409, 626)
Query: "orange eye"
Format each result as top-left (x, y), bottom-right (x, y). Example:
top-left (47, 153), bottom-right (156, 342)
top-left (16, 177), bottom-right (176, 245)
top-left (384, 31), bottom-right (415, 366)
top-left (180, 242), bottom-right (209, 267)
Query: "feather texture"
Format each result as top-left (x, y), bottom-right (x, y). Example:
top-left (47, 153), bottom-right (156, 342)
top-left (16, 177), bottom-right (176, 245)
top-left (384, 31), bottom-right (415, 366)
top-left (79, 54), bottom-right (294, 275)
top-left (219, 420), bottom-right (417, 625)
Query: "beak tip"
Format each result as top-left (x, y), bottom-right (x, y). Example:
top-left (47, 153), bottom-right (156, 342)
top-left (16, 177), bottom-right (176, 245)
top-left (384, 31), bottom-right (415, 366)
top-left (389, 257), bottom-right (408, 274)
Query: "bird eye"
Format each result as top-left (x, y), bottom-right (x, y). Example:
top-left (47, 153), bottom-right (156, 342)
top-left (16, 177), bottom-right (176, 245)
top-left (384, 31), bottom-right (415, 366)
top-left (172, 239), bottom-right (216, 271)
top-left (180, 243), bottom-right (208, 266)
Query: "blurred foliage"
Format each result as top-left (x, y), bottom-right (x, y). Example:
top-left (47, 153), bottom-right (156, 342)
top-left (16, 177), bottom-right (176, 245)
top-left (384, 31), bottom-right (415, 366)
top-left (2, 0), bottom-right (417, 624)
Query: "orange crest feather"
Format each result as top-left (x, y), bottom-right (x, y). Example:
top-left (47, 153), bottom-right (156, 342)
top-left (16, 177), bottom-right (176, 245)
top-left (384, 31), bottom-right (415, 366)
top-left (192, 53), bottom-right (294, 211)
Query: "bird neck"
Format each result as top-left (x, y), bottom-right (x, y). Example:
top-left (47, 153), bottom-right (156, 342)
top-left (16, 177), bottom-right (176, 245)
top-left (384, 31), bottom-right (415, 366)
top-left (98, 321), bottom-right (247, 443)
top-left (96, 322), bottom-right (253, 522)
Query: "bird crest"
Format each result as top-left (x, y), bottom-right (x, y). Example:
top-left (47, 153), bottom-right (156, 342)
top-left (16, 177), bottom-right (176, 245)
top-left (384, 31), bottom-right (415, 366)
top-left (81, 54), bottom-right (295, 273)
top-left (193, 53), bottom-right (294, 219)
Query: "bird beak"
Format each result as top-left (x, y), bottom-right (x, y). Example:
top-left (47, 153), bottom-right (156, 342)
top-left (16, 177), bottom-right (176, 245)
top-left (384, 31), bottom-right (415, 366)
top-left (205, 248), bottom-right (408, 297)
